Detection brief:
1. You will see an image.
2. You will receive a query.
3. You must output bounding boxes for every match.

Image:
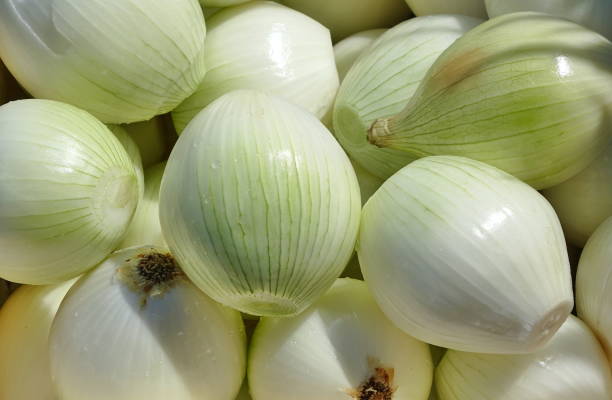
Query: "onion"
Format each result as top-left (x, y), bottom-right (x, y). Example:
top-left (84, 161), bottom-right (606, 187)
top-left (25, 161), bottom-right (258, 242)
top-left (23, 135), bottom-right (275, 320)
top-left (172, 1), bottom-right (338, 134)
top-left (49, 246), bottom-right (246, 400)
top-left (0, 0), bottom-right (206, 124)
top-left (333, 29), bottom-right (385, 82)
top-left (0, 279), bottom-right (77, 400)
top-left (160, 90), bottom-right (361, 317)
top-left (333, 15), bottom-right (482, 180)
top-left (436, 316), bottom-right (612, 399)
top-left (0, 100), bottom-right (139, 284)
top-left (201, 0), bottom-right (249, 7)
top-left (405, 0), bottom-right (487, 18)
top-left (248, 278), bottom-right (433, 399)
top-left (358, 156), bottom-right (573, 353)
top-left (367, 12), bottom-right (612, 189)
top-left (120, 116), bottom-right (176, 168)
top-left (108, 125), bottom-right (145, 200)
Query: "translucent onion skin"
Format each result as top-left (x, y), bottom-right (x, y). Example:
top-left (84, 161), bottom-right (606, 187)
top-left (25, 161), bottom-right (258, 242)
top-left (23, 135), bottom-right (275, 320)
top-left (359, 156), bottom-right (573, 354)
top-left (160, 90), bottom-right (361, 317)
top-left (118, 162), bottom-right (167, 249)
top-left (543, 142), bottom-right (612, 247)
top-left (0, 0), bottom-right (206, 124)
top-left (279, 0), bottom-right (411, 42)
top-left (404, 0), bottom-right (487, 18)
top-left (172, 1), bottom-right (338, 134)
top-left (249, 279), bottom-right (433, 400)
top-left (50, 246), bottom-right (246, 400)
top-left (486, 0), bottom-right (612, 40)
top-left (0, 279), bottom-right (77, 400)
top-left (333, 15), bottom-right (482, 180)
top-left (436, 316), bottom-right (612, 399)
top-left (577, 216), bottom-right (612, 360)
top-left (0, 100), bottom-right (139, 284)
top-left (333, 29), bottom-right (385, 82)
top-left (368, 12), bottom-right (612, 189)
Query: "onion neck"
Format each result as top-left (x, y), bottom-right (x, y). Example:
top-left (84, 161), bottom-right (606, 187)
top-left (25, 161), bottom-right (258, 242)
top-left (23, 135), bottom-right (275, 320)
top-left (347, 362), bottom-right (396, 400)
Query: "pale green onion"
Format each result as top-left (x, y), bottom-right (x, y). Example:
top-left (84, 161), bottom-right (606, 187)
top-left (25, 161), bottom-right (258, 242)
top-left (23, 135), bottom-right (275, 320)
top-left (367, 12), bottom-right (612, 189)
top-left (404, 0), bottom-right (487, 18)
top-left (108, 125), bottom-right (145, 200)
top-left (248, 278), bottom-right (433, 399)
top-left (160, 90), bottom-right (361, 317)
top-left (201, 0), bottom-right (249, 7)
top-left (543, 141), bottom-right (612, 247)
top-left (0, 278), bottom-right (77, 400)
top-left (436, 316), bottom-right (612, 399)
top-left (359, 156), bottom-right (573, 353)
top-left (235, 380), bottom-right (252, 400)
top-left (172, 1), bottom-right (339, 134)
top-left (577, 216), bottom-right (612, 361)
top-left (118, 162), bottom-right (167, 249)
top-left (50, 246), bottom-right (246, 400)
top-left (333, 29), bottom-right (385, 82)
top-left (486, 0), bottom-right (612, 40)
top-left (0, 0), bottom-right (206, 124)
top-left (120, 116), bottom-right (175, 168)
top-left (333, 15), bottom-right (482, 180)
top-left (0, 100), bottom-right (139, 284)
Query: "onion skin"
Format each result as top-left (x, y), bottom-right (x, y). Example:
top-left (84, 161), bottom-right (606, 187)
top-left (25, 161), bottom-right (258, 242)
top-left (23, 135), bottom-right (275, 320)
top-left (405, 0), bottom-right (487, 18)
top-left (333, 29), bottom-right (385, 82)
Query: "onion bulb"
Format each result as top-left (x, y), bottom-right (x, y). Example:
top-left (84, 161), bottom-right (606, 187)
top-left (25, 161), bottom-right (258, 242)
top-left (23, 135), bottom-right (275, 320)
top-left (0, 100), bottom-right (139, 284)
top-left (0, 0), bottom-right (206, 124)
top-left (577, 216), bottom-right (612, 361)
top-left (367, 12), bottom-right (612, 189)
top-left (436, 316), bottom-right (612, 399)
top-left (248, 278), bottom-right (433, 399)
top-left (160, 90), bottom-right (361, 317)
top-left (358, 156), bottom-right (573, 353)
top-left (543, 141), bottom-right (612, 247)
top-left (0, 278), bottom-right (77, 400)
top-left (404, 0), bottom-right (487, 18)
top-left (108, 125), bottom-right (145, 200)
top-left (333, 29), bottom-right (385, 82)
top-left (201, 0), bottom-right (249, 7)
top-left (333, 15), bottom-right (482, 180)
top-left (172, 1), bottom-right (338, 134)
top-left (49, 246), bottom-right (246, 400)
top-left (120, 116), bottom-right (176, 168)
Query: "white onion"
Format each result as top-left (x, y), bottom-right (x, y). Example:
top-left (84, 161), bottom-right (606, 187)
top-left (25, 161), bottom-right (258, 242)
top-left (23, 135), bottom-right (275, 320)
top-left (333, 29), bottom-right (385, 82)
top-left (436, 316), bottom-right (612, 399)
top-left (50, 246), bottom-right (246, 400)
top-left (0, 278), bottom-right (77, 400)
top-left (172, 1), bottom-right (338, 134)
top-left (358, 156), bottom-right (573, 353)
top-left (201, 0), bottom-right (249, 7)
top-left (577, 216), bottom-right (612, 361)
top-left (0, 100), bottom-right (139, 284)
top-left (404, 0), bottom-right (487, 18)
top-left (108, 125), bottom-right (145, 200)
top-left (160, 90), bottom-right (361, 317)
top-left (0, 0), bottom-right (206, 124)
top-left (543, 141), bottom-right (612, 247)
top-left (249, 278), bottom-right (433, 399)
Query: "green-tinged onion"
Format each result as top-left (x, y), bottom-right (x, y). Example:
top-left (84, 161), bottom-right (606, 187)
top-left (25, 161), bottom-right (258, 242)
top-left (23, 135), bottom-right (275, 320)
top-left (333, 15), bottom-right (482, 180)
top-left (334, 29), bottom-right (385, 82)
top-left (249, 278), bottom-right (433, 399)
top-left (367, 12), bottom-right (612, 189)
top-left (120, 116), bottom-right (175, 168)
top-left (160, 90), bottom-right (361, 316)
top-left (359, 156), bottom-right (573, 353)
top-left (0, 100), bottom-right (139, 284)
top-left (436, 316), bottom-right (612, 399)
top-left (172, 1), bottom-right (339, 134)
top-left (351, 159), bottom-right (384, 206)
top-left (577, 216), bottom-right (612, 361)
top-left (118, 162), bottom-right (167, 249)
top-left (236, 380), bottom-right (252, 400)
top-left (50, 246), bottom-right (246, 400)
top-left (201, 0), bottom-right (249, 7)
top-left (0, 278), bottom-right (77, 400)
top-left (486, 0), bottom-right (612, 40)
top-left (202, 7), bottom-right (221, 18)
top-left (108, 125), bottom-right (145, 200)
top-left (279, 0), bottom-right (411, 42)
top-left (542, 142), bottom-right (612, 247)
top-left (0, 0), bottom-right (206, 124)
top-left (404, 0), bottom-right (487, 18)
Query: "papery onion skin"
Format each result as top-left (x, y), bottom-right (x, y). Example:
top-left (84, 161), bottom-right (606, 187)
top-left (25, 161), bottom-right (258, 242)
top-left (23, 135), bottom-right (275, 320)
top-left (49, 246), bottom-right (246, 400)
top-left (160, 90), bottom-right (361, 317)
top-left (333, 29), bottom-right (385, 82)
top-left (436, 316), bottom-right (612, 399)
top-left (248, 278), bottom-right (433, 400)
top-left (368, 12), bottom-right (612, 189)
top-left (0, 100), bottom-right (139, 284)
top-left (172, 1), bottom-right (338, 134)
top-left (577, 216), bottom-right (612, 361)
top-left (486, 0), bottom-right (612, 40)
top-left (0, 279), bottom-right (77, 400)
top-left (543, 142), bottom-right (612, 247)
top-left (359, 155), bottom-right (573, 354)
top-left (333, 15), bottom-right (482, 180)
top-left (404, 0), bottom-right (487, 18)
top-left (0, 0), bottom-right (206, 124)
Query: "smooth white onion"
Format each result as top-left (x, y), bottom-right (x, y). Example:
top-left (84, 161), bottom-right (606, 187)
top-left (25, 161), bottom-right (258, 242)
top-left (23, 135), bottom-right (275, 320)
top-left (404, 0), bottom-right (487, 18)
top-left (333, 29), bottom-right (385, 82)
